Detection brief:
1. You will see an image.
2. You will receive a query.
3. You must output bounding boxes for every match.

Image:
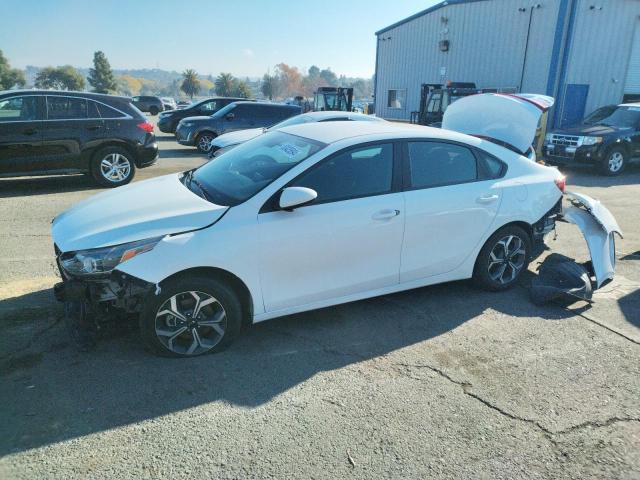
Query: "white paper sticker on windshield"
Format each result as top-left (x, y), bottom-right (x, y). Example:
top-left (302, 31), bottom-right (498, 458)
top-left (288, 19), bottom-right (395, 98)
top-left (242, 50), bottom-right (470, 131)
top-left (278, 143), bottom-right (300, 158)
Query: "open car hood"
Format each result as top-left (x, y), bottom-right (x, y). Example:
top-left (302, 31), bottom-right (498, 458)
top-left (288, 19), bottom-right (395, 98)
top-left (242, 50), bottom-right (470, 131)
top-left (442, 93), bottom-right (554, 154)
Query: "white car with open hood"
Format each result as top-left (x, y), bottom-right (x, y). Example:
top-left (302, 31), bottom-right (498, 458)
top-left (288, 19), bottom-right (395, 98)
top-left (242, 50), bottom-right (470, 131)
top-left (52, 94), bottom-right (622, 357)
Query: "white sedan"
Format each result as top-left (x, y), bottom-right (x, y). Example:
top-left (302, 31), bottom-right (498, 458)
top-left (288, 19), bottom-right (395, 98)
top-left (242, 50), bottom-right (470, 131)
top-left (52, 94), bottom-right (621, 357)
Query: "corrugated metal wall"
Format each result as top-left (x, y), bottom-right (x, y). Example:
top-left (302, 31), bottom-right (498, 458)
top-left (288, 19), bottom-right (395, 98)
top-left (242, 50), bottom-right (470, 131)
top-left (563, 0), bottom-right (640, 114)
top-left (375, 0), bottom-right (561, 120)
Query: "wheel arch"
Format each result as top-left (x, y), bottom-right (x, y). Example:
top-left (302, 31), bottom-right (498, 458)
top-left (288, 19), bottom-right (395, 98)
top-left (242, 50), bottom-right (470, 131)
top-left (159, 266), bottom-right (254, 326)
top-left (475, 220), bottom-right (534, 266)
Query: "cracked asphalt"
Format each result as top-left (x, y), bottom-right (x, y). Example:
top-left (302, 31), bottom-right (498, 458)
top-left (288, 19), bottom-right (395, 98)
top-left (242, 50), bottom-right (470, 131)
top-left (1, 121), bottom-right (639, 479)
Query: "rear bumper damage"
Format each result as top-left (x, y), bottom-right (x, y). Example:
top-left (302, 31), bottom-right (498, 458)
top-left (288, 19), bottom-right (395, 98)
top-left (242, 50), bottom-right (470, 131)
top-left (531, 191), bottom-right (623, 304)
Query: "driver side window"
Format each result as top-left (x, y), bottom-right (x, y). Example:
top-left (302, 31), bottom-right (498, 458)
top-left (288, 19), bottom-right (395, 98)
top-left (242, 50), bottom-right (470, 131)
top-left (291, 143), bottom-right (394, 204)
top-left (199, 101), bottom-right (218, 113)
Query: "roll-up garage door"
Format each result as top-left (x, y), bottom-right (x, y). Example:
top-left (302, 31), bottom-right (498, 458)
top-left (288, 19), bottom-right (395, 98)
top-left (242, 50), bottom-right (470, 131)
top-left (624, 24), bottom-right (640, 95)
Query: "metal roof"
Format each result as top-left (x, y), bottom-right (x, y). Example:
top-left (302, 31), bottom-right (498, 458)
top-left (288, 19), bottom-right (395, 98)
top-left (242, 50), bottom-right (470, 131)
top-left (375, 0), bottom-right (491, 36)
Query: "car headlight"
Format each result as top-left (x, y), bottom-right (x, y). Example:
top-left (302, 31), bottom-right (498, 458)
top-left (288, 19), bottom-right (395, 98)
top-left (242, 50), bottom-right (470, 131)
top-left (582, 136), bottom-right (603, 146)
top-left (544, 133), bottom-right (553, 142)
top-left (60, 237), bottom-right (163, 277)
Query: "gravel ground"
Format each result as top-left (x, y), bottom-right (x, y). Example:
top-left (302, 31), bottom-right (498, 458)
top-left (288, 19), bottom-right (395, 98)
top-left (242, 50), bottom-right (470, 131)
top-left (0, 121), bottom-right (639, 479)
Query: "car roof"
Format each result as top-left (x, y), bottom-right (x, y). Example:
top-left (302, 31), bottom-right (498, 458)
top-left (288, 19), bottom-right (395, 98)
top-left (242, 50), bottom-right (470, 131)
top-left (278, 121), bottom-right (479, 145)
top-left (298, 111), bottom-right (384, 121)
top-left (0, 89), bottom-right (130, 102)
top-left (231, 101), bottom-right (299, 109)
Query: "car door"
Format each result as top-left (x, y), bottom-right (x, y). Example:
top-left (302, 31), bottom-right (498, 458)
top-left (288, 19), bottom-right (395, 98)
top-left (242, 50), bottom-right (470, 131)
top-left (221, 104), bottom-right (255, 134)
top-left (41, 96), bottom-right (103, 171)
top-left (400, 140), bottom-right (504, 282)
top-left (0, 94), bottom-right (44, 175)
top-left (257, 142), bottom-right (405, 312)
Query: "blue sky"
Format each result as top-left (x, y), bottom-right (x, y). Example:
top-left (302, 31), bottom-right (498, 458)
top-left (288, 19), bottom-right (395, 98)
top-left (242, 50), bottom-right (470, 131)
top-left (1, 0), bottom-right (437, 78)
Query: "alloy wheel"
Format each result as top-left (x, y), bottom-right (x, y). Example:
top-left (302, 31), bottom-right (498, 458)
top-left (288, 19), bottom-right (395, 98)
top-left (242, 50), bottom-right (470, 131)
top-left (154, 291), bottom-right (227, 356)
top-left (608, 152), bottom-right (624, 173)
top-left (100, 153), bottom-right (132, 183)
top-left (487, 235), bottom-right (526, 285)
top-left (197, 135), bottom-right (213, 152)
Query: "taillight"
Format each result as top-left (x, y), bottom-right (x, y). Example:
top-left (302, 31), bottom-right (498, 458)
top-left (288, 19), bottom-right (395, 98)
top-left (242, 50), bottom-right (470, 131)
top-left (137, 121), bottom-right (154, 133)
top-left (554, 176), bottom-right (566, 193)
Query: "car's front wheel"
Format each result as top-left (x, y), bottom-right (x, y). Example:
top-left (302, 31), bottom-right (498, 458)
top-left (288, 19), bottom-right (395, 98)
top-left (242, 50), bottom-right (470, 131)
top-left (140, 275), bottom-right (243, 357)
top-left (91, 146), bottom-right (136, 187)
top-left (196, 132), bottom-right (215, 153)
top-left (601, 147), bottom-right (626, 176)
top-left (149, 106), bottom-right (159, 116)
top-left (473, 225), bottom-right (531, 291)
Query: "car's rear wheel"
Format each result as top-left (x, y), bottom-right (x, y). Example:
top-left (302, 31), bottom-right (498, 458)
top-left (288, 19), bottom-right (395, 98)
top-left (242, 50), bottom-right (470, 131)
top-left (149, 106), bottom-right (159, 116)
top-left (91, 146), bottom-right (136, 187)
top-left (140, 275), bottom-right (242, 357)
top-left (196, 132), bottom-right (215, 153)
top-left (473, 225), bottom-right (531, 291)
top-left (600, 147), bottom-right (626, 176)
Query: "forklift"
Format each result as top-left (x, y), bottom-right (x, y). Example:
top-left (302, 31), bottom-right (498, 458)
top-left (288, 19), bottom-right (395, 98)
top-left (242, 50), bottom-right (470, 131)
top-left (313, 87), bottom-right (354, 112)
top-left (413, 82), bottom-right (517, 127)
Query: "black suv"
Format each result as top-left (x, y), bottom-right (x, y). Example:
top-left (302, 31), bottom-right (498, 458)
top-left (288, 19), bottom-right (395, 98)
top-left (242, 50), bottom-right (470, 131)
top-left (131, 96), bottom-right (164, 116)
top-left (0, 90), bottom-right (158, 187)
top-left (543, 103), bottom-right (640, 175)
top-left (175, 102), bottom-right (302, 152)
top-left (157, 97), bottom-right (250, 133)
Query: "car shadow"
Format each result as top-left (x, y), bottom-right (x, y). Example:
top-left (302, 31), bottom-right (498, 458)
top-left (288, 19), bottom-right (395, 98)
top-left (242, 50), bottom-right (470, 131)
top-left (618, 288), bottom-right (640, 329)
top-left (0, 174), bottom-right (99, 198)
top-left (0, 278), bottom-right (576, 456)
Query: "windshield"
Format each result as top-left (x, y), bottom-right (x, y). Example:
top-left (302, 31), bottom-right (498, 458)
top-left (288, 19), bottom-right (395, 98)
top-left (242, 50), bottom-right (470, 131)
top-left (583, 105), bottom-right (617, 125)
top-left (210, 103), bottom-right (236, 118)
top-left (191, 131), bottom-right (325, 206)
top-left (267, 114), bottom-right (316, 130)
top-left (596, 106), bottom-right (640, 128)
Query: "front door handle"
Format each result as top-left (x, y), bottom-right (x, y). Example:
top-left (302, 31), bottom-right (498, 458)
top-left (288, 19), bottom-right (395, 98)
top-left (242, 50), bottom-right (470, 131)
top-left (86, 125), bottom-right (103, 131)
top-left (476, 194), bottom-right (499, 204)
top-left (22, 128), bottom-right (38, 135)
top-left (372, 209), bottom-right (400, 221)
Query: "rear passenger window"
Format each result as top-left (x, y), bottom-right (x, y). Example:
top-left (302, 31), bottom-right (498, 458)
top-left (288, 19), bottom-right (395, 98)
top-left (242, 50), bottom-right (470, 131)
top-left (96, 102), bottom-right (125, 118)
top-left (46, 97), bottom-right (87, 120)
top-left (477, 150), bottom-right (506, 179)
top-left (292, 143), bottom-right (394, 204)
top-left (407, 142), bottom-right (477, 188)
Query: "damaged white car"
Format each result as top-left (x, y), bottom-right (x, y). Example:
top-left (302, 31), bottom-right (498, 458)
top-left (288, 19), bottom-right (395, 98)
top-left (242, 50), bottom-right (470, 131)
top-left (52, 94), bottom-right (622, 357)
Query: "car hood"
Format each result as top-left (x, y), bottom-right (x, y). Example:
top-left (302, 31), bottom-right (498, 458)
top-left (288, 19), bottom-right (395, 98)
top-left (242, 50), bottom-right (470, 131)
top-left (52, 173), bottom-right (228, 252)
top-left (443, 93), bottom-right (554, 154)
top-left (551, 124), bottom-right (630, 136)
top-left (211, 128), bottom-right (263, 148)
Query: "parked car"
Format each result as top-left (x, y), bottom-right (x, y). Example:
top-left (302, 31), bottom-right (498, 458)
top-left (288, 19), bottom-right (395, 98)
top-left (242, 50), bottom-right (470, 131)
top-left (177, 100), bottom-right (191, 108)
top-left (131, 96), bottom-right (164, 116)
top-left (157, 97), bottom-right (249, 133)
top-left (208, 110), bottom-right (385, 158)
top-left (0, 90), bottom-right (158, 187)
top-left (161, 97), bottom-right (177, 111)
top-left (51, 93), bottom-right (621, 357)
top-left (176, 102), bottom-right (301, 153)
top-left (543, 103), bottom-right (640, 175)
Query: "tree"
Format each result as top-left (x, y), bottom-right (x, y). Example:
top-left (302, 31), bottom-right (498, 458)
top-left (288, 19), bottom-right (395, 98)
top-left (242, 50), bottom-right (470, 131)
top-left (181, 69), bottom-right (200, 99)
top-left (0, 50), bottom-right (25, 90)
top-left (87, 51), bottom-right (117, 93)
top-left (274, 63), bottom-right (303, 98)
top-left (261, 72), bottom-right (278, 100)
top-left (34, 65), bottom-right (85, 90)
top-left (319, 68), bottom-right (337, 86)
top-left (215, 73), bottom-right (236, 97)
top-left (232, 80), bottom-right (252, 99)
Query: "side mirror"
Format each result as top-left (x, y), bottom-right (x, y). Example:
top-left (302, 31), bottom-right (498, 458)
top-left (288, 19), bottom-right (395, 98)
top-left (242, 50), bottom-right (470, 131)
top-left (279, 187), bottom-right (317, 211)
top-left (225, 112), bottom-right (235, 121)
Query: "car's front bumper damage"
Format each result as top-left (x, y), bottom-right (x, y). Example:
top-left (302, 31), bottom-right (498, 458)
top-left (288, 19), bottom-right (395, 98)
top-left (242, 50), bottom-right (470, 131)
top-left (531, 191), bottom-right (623, 304)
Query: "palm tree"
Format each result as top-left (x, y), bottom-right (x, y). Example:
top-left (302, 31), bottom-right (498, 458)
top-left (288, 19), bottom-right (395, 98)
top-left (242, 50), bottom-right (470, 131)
top-left (181, 69), bottom-right (200, 99)
top-left (215, 73), bottom-right (236, 97)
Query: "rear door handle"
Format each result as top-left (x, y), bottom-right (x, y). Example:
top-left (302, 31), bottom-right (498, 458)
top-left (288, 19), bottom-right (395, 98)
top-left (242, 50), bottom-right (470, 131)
top-left (22, 128), bottom-right (38, 135)
top-left (372, 209), bottom-right (400, 220)
top-left (476, 194), bottom-right (499, 204)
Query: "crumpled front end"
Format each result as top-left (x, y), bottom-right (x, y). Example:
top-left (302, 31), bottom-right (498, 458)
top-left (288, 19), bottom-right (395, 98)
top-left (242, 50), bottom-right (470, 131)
top-left (531, 191), bottom-right (623, 304)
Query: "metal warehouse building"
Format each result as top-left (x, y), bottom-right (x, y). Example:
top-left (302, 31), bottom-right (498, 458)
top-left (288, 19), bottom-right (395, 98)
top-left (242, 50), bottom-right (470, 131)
top-left (374, 0), bottom-right (640, 127)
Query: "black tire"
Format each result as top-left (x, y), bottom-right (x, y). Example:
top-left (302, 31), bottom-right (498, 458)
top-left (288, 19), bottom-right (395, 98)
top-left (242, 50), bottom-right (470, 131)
top-left (140, 275), bottom-right (243, 358)
top-left (90, 146), bottom-right (136, 187)
top-left (600, 146), bottom-right (626, 176)
top-left (196, 132), bottom-right (215, 153)
top-left (473, 225), bottom-right (531, 291)
top-left (149, 106), bottom-right (159, 116)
